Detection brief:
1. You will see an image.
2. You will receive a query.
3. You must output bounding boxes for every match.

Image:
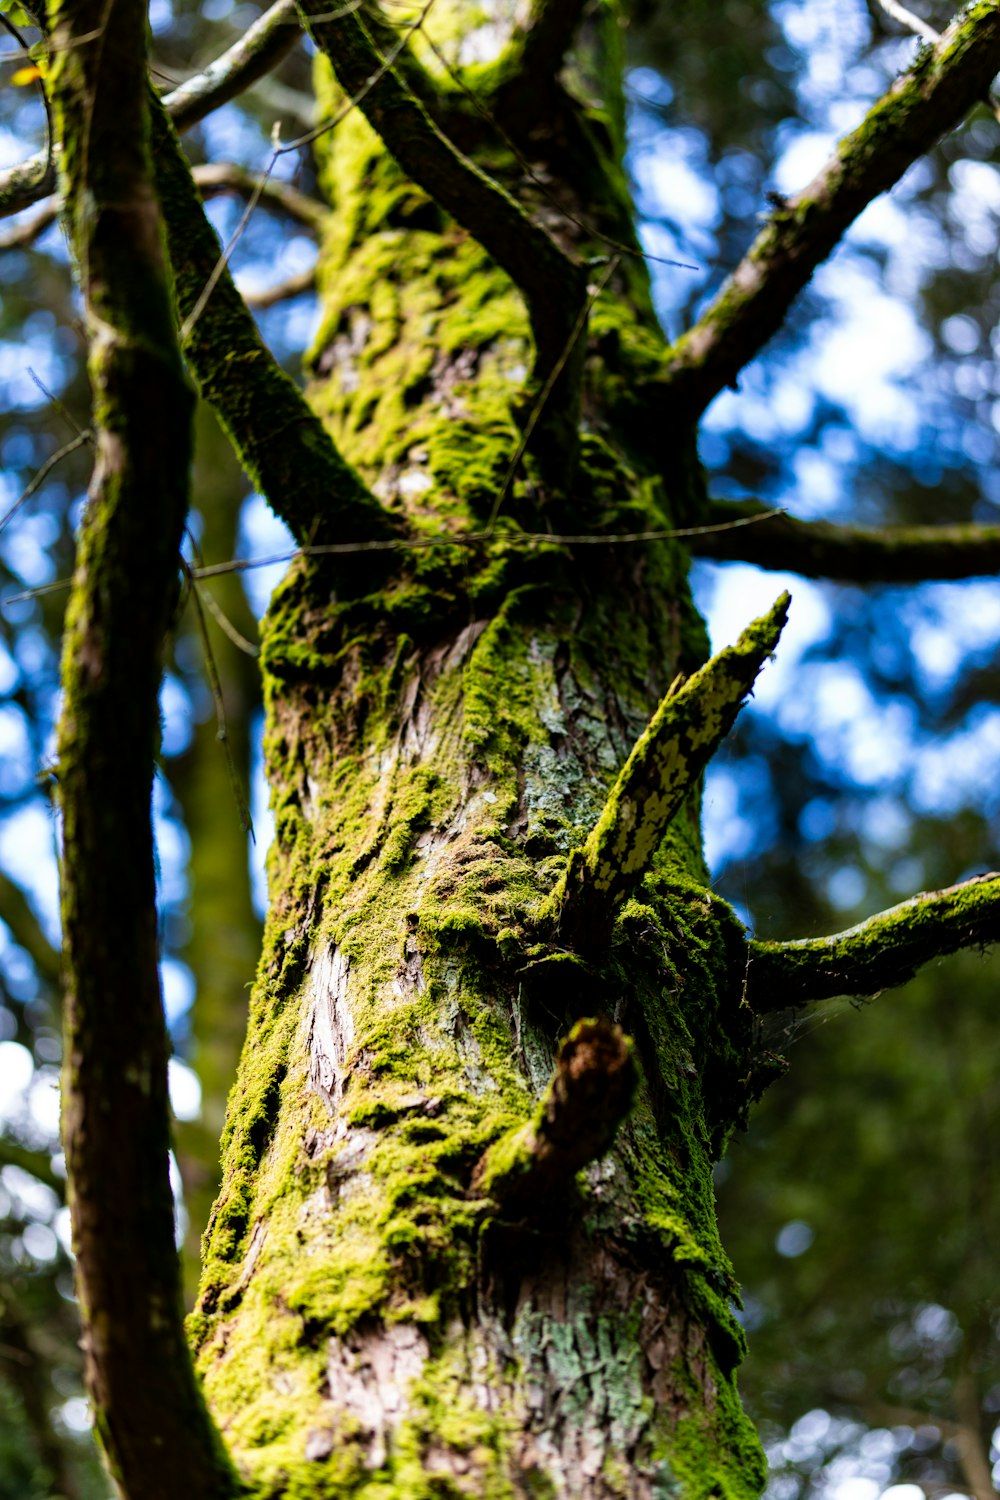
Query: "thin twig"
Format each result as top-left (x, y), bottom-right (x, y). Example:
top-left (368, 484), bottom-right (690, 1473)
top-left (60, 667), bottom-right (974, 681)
top-left (196, 581), bottom-right (260, 657)
top-left (0, 429), bottom-right (92, 537)
top-left (282, 0), bottom-right (436, 155)
top-left (0, 507), bottom-right (787, 605)
top-left (179, 129), bottom-right (281, 341)
top-left (0, 10), bottom-right (52, 183)
top-left (28, 367), bottom-right (92, 441)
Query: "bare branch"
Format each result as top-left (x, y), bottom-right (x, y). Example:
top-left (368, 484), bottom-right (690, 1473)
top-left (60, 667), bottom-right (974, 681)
top-left (0, 150), bottom-right (53, 221)
top-left (164, 0), bottom-right (301, 131)
top-left (192, 160), bottom-right (325, 229)
top-left (877, 0), bottom-right (942, 46)
top-left (49, 0), bottom-right (238, 1490)
top-left (0, 165), bottom-right (320, 261)
top-left (0, 198), bottom-right (57, 248)
top-left (150, 93), bottom-right (390, 548)
top-left (0, 1134), bottom-right (64, 1195)
top-left (692, 498), bottom-right (1000, 582)
top-left (241, 264), bottom-right (316, 307)
top-left (0, 162), bottom-right (323, 256)
top-left (474, 1018), bottom-right (636, 1215)
top-left (657, 1), bottom-right (1000, 423)
top-left (540, 592), bottom-right (790, 952)
top-left (746, 872), bottom-right (1000, 1010)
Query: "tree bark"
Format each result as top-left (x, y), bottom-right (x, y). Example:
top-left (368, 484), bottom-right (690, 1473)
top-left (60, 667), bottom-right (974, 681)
top-left (186, 12), bottom-right (770, 1496)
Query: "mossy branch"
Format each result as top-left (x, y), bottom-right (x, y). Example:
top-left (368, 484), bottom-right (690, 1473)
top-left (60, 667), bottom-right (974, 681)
top-left (297, 0), bottom-right (589, 384)
top-left (540, 593), bottom-right (790, 952)
top-left (50, 0), bottom-right (239, 1493)
top-left (746, 872), bottom-right (1000, 1010)
top-left (474, 1018), bottom-right (636, 1215)
top-left (656, 0), bottom-right (1000, 422)
top-left (0, 0), bottom-right (302, 218)
top-left (150, 94), bottom-right (391, 550)
top-left (692, 499), bottom-right (1000, 582)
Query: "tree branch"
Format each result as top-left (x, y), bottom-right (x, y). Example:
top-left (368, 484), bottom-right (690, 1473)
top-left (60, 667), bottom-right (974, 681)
top-left (656, 0), bottom-right (1000, 423)
top-left (163, 0), bottom-right (301, 132)
top-left (0, 151), bottom-right (53, 222)
top-left (242, 264), bottom-right (316, 308)
top-left (297, 0), bottom-right (589, 385)
top-left (0, 161), bottom-right (325, 255)
top-left (150, 94), bottom-right (389, 548)
top-left (192, 160), bottom-right (326, 229)
top-left (540, 592), bottom-right (790, 951)
top-left (0, 868), bottom-right (59, 988)
top-left (692, 498), bottom-right (1000, 582)
top-left (745, 872), bottom-right (1000, 1010)
top-left (0, 0), bottom-right (302, 220)
top-left (473, 1017), bottom-right (636, 1215)
top-left (0, 1134), bottom-right (64, 1195)
top-left (0, 198), bottom-right (57, 249)
top-left (50, 0), bottom-right (238, 1492)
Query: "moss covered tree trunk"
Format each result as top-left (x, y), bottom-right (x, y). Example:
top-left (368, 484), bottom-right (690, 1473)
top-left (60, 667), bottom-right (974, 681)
top-left (44, 0), bottom-right (1000, 1492)
top-left (187, 10), bottom-right (771, 1496)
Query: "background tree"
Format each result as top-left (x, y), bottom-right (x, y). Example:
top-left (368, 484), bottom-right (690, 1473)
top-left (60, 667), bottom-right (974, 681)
top-left (0, 0), bottom-right (997, 1497)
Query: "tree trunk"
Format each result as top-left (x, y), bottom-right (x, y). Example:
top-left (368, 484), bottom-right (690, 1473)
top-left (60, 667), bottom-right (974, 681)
top-left (187, 15), bottom-right (771, 1497)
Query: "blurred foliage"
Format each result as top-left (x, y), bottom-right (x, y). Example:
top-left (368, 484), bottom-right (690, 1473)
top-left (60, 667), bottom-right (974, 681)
top-left (718, 939), bottom-right (1000, 1499)
top-left (0, 0), bottom-right (996, 1494)
top-left (626, 0), bottom-right (1000, 1495)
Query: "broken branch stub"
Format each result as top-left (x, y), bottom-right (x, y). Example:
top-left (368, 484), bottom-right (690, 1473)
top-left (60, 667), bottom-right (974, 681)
top-left (474, 1017), bottom-right (637, 1216)
top-left (540, 592), bottom-right (791, 953)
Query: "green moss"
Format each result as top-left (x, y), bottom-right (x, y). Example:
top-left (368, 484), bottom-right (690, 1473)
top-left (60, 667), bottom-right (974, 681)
top-left (183, 36), bottom-right (794, 1500)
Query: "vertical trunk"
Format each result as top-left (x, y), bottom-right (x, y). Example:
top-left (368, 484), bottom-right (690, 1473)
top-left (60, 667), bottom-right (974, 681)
top-left (190, 14), bottom-right (768, 1496)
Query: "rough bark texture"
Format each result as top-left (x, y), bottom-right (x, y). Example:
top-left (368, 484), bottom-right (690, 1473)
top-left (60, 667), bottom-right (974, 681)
top-left (186, 12), bottom-right (772, 1496)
